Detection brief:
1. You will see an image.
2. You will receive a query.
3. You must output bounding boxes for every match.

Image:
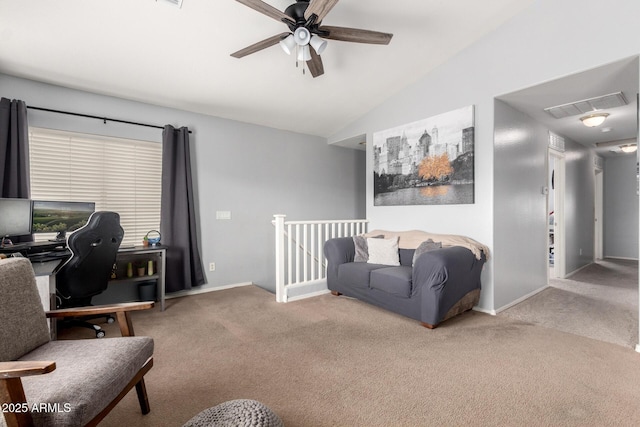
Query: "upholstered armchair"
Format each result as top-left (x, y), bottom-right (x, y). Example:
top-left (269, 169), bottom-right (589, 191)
top-left (0, 258), bottom-right (154, 427)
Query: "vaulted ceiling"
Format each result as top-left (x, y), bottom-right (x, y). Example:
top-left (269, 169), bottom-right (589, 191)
top-left (0, 0), bottom-right (534, 137)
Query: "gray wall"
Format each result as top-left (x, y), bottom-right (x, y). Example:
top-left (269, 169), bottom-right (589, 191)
top-left (0, 74), bottom-right (366, 294)
top-left (563, 137), bottom-right (596, 273)
top-left (493, 100), bottom-right (548, 309)
top-left (604, 155), bottom-right (639, 259)
top-left (328, 0), bottom-right (640, 312)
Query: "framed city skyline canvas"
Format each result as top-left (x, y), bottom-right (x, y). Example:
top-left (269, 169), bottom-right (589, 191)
top-left (373, 105), bottom-right (475, 206)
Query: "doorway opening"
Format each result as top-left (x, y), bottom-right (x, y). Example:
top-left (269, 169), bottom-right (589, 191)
top-left (548, 145), bottom-right (565, 280)
top-left (594, 167), bottom-right (604, 260)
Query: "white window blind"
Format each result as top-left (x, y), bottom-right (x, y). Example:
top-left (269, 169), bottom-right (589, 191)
top-left (28, 127), bottom-right (162, 247)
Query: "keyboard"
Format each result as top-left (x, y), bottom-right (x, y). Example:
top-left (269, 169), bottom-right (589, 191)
top-left (27, 249), bottom-right (71, 263)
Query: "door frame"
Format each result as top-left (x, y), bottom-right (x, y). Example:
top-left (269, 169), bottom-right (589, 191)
top-left (594, 167), bottom-right (604, 260)
top-left (549, 148), bottom-right (566, 280)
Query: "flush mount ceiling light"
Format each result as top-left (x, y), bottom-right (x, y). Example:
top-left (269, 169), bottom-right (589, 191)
top-left (620, 144), bottom-right (637, 153)
top-left (580, 113), bottom-right (610, 127)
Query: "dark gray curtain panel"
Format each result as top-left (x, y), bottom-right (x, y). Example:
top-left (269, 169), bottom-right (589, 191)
top-left (0, 97), bottom-right (30, 198)
top-left (161, 125), bottom-right (205, 292)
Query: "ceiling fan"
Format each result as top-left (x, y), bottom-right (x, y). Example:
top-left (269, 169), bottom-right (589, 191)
top-left (231, 0), bottom-right (393, 78)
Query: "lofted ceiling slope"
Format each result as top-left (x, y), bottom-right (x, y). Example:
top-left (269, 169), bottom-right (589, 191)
top-left (0, 0), bottom-right (534, 137)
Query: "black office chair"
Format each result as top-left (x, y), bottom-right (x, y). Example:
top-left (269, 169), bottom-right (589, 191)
top-left (55, 211), bottom-right (124, 337)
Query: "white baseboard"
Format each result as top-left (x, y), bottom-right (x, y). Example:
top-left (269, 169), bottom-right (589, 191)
top-left (473, 307), bottom-right (497, 316)
top-left (493, 285), bottom-right (550, 314)
top-left (604, 256), bottom-right (639, 261)
top-left (564, 262), bottom-right (593, 278)
top-left (166, 282), bottom-right (253, 300)
top-left (287, 289), bottom-right (331, 302)
top-left (284, 279), bottom-right (328, 302)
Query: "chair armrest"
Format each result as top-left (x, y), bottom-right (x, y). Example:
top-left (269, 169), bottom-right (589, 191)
top-left (46, 302), bottom-right (153, 337)
top-left (0, 362), bottom-right (56, 427)
top-left (0, 361), bottom-right (56, 379)
top-left (45, 301), bottom-right (154, 319)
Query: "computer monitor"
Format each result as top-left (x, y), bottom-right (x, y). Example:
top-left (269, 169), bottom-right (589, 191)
top-left (0, 198), bottom-right (32, 245)
top-left (31, 200), bottom-right (96, 241)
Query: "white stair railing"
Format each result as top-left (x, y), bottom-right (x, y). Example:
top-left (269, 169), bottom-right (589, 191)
top-left (273, 214), bottom-right (368, 302)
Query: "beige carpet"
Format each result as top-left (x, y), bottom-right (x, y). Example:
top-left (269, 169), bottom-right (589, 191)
top-left (61, 284), bottom-right (640, 427)
top-left (501, 258), bottom-right (639, 349)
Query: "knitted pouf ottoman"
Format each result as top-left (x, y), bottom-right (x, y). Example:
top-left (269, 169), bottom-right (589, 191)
top-left (183, 399), bottom-right (284, 427)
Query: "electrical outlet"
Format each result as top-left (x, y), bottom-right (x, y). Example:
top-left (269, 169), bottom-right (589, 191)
top-left (209, 262), bottom-right (216, 271)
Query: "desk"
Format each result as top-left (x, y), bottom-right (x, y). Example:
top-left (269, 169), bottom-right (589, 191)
top-left (29, 245), bottom-right (166, 320)
top-left (113, 246), bottom-right (166, 311)
top-left (31, 259), bottom-right (63, 338)
top-left (32, 260), bottom-right (62, 310)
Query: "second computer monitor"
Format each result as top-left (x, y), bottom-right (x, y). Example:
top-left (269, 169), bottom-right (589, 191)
top-left (0, 198), bottom-right (32, 239)
top-left (32, 200), bottom-right (96, 241)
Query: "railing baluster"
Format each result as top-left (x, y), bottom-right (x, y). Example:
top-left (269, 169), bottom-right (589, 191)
top-left (274, 216), bottom-right (368, 302)
top-left (274, 214), bottom-right (286, 303)
top-left (287, 223), bottom-right (293, 286)
top-left (295, 224), bottom-right (301, 284)
top-left (318, 223), bottom-right (324, 279)
top-left (310, 224), bottom-right (316, 281)
top-left (303, 224), bottom-right (308, 282)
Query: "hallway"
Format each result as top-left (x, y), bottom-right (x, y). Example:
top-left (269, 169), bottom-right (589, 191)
top-left (501, 258), bottom-right (638, 349)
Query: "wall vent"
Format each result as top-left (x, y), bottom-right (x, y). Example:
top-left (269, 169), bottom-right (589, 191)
top-left (594, 156), bottom-right (604, 169)
top-left (549, 132), bottom-right (565, 152)
top-left (544, 92), bottom-right (628, 119)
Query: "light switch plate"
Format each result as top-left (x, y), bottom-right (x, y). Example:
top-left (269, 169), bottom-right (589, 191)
top-left (216, 211), bottom-right (231, 220)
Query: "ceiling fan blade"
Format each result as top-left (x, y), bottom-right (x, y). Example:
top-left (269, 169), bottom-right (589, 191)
top-left (307, 49), bottom-right (324, 78)
top-left (231, 32), bottom-right (289, 58)
top-left (235, 0), bottom-right (293, 25)
top-left (304, 0), bottom-right (339, 22)
top-left (319, 25), bottom-right (393, 45)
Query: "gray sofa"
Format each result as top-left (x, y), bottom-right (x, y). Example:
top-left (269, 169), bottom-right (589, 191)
top-left (323, 230), bottom-right (487, 328)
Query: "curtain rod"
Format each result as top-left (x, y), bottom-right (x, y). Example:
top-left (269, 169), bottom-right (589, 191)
top-left (26, 106), bottom-right (192, 134)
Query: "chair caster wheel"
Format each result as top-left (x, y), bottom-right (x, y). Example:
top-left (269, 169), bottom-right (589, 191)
top-left (96, 330), bottom-right (106, 338)
top-left (106, 315), bottom-right (115, 324)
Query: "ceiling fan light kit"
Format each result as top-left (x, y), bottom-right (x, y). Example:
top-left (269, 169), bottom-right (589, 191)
top-left (297, 45), bottom-right (312, 61)
top-left (232, 0), bottom-right (393, 78)
top-left (293, 27), bottom-right (312, 46)
top-left (279, 34), bottom-right (296, 55)
top-left (309, 35), bottom-right (327, 55)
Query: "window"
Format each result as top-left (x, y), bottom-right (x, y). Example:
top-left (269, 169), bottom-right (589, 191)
top-left (28, 127), bottom-right (162, 247)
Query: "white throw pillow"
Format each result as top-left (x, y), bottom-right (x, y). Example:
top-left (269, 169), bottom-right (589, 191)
top-left (366, 237), bottom-right (400, 266)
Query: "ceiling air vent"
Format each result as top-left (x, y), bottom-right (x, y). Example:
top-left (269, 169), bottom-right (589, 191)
top-left (544, 92), bottom-right (628, 119)
top-left (549, 132), bottom-right (565, 152)
top-left (160, 0), bottom-right (183, 8)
